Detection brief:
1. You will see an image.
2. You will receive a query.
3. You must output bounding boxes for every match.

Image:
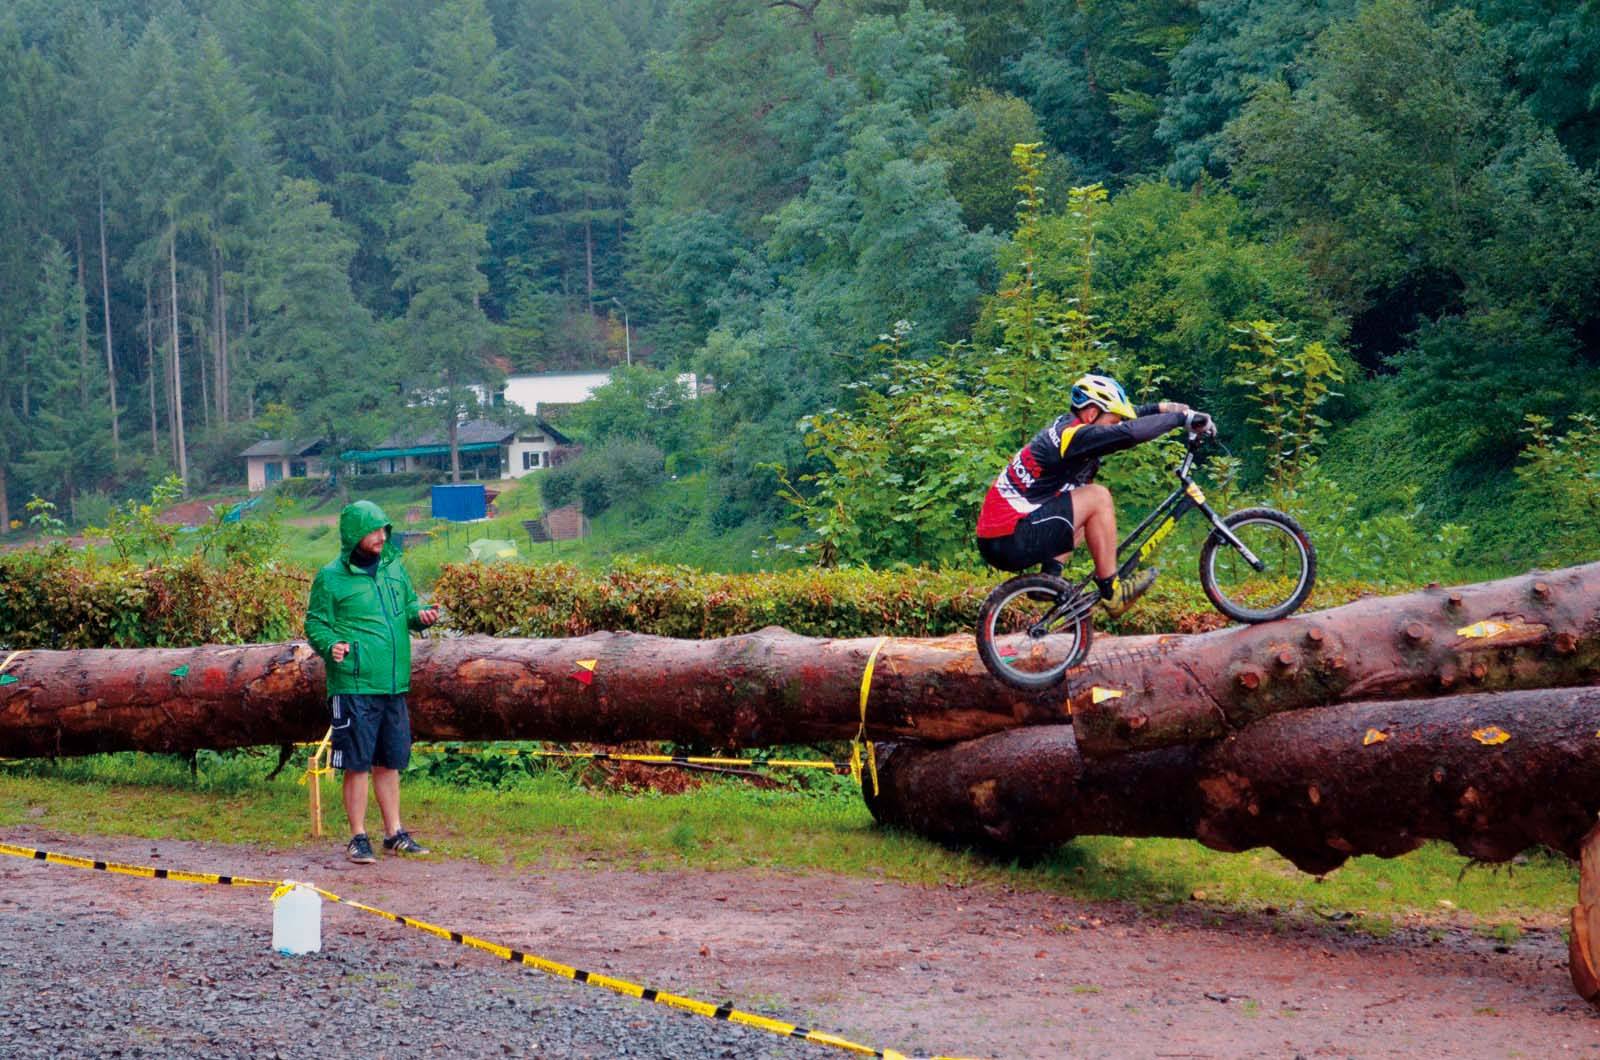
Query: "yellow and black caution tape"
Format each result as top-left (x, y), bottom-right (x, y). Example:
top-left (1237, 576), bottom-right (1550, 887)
top-left (0, 840), bottom-right (977, 1060)
top-left (0, 841), bottom-right (279, 888)
top-left (410, 745), bottom-right (845, 772)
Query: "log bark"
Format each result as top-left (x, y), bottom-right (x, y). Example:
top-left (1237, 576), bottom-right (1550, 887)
top-left (1068, 562), bottom-right (1600, 758)
top-left (866, 686), bottom-right (1600, 877)
top-left (0, 630), bottom-right (1072, 758)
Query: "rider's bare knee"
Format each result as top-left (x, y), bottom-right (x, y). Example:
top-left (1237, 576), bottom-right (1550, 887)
top-left (1076, 483), bottom-right (1112, 512)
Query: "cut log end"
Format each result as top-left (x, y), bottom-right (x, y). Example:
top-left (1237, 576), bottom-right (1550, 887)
top-left (1573, 820), bottom-right (1600, 1009)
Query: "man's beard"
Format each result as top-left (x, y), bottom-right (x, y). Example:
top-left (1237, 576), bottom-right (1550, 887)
top-left (351, 544), bottom-right (381, 565)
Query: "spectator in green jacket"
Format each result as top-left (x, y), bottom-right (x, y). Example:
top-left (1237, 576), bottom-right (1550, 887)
top-left (305, 500), bottom-right (439, 864)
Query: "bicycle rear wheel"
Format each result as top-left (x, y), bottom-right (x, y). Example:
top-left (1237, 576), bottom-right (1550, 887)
top-left (1199, 508), bottom-right (1316, 623)
top-left (975, 573), bottom-right (1093, 690)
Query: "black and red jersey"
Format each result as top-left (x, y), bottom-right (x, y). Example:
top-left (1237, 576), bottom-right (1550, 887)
top-left (975, 405), bottom-right (1187, 538)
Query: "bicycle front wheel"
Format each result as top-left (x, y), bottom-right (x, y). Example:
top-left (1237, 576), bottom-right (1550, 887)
top-left (975, 573), bottom-right (1093, 690)
top-left (1199, 508), bottom-right (1316, 623)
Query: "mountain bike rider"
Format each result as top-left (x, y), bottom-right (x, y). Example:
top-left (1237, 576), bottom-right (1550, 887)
top-left (975, 373), bottom-right (1214, 615)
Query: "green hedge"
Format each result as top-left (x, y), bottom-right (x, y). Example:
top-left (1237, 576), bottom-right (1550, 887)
top-left (431, 559), bottom-right (1387, 639)
top-left (1, 549), bottom-right (1388, 649)
top-left (0, 550), bottom-right (307, 649)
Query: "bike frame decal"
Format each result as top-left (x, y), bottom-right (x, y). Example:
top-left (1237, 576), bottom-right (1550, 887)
top-left (1136, 515), bottom-right (1180, 564)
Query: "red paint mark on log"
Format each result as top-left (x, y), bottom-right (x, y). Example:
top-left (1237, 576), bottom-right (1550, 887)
top-left (1237, 668), bottom-right (1262, 691)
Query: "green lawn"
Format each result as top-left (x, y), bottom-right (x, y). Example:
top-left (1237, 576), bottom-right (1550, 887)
top-left (0, 750), bottom-right (1574, 941)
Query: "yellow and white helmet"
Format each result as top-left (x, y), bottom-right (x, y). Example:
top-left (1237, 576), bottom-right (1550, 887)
top-left (1070, 373), bottom-right (1137, 419)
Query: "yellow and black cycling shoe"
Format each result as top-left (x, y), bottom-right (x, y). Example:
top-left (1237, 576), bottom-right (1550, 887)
top-left (1099, 568), bottom-right (1158, 617)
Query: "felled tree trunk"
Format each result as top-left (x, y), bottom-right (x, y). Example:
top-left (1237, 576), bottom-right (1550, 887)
top-left (865, 686), bottom-right (1600, 877)
top-left (0, 630), bottom-right (1074, 759)
top-left (1068, 562), bottom-right (1600, 758)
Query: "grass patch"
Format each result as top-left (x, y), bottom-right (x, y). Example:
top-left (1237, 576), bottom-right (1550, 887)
top-left (0, 751), bottom-right (1577, 931)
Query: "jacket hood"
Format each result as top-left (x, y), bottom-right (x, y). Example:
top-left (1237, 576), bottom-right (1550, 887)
top-left (338, 500), bottom-right (395, 566)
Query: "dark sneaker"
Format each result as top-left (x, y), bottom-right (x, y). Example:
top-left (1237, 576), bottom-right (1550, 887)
top-left (346, 833), bottom-right (376, 864)
top-left (382, 830), bottom-right (430, 856)
top-left (1100, 568), bottom-right (1158, 617)
top-left (1038, 558), bottom-right (1065, 579)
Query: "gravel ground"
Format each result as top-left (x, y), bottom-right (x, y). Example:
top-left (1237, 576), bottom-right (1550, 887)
top-left (4, 826), bottom-right (1598, 1058)
top-left (0, 900), bottom-right (809, 1059)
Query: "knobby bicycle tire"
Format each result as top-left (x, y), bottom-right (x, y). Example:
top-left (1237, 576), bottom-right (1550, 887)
top-left (975, 572), bottom-right (1093, 690)
top-left (1199, 507), bottom-right (1316, 623)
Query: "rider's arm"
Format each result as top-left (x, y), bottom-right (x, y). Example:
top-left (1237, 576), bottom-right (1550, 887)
top-left (1065, 411), bottom-right (1189, 459)
top-left (1135, 401), bottom-right (1190, 417)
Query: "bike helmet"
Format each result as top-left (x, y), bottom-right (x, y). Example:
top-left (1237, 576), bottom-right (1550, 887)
top-left (1069, 373), bottom-right (1137, 419)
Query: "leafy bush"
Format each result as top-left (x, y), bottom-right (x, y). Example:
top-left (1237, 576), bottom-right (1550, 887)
top-left (433, 557), bottom-right (1385, 639)
top-left (71, 489), bottom-right (114, 529)
top-left (538, 439), bottom-right (665, 517)
top-left (1512, 413), bottom-right (1600, 567)
top-left (0, 550), bottom-right (305, 649)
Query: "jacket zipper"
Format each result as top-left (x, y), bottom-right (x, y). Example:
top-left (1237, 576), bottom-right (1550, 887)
top-left (371, 571), bottom-right (398, 691)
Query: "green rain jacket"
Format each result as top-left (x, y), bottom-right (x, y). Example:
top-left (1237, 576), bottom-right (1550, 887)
top-left (304, 500), bottom-right (426, 695)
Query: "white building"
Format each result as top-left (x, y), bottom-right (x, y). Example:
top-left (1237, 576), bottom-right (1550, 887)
top-left (496, 370), bottom-right (614, 416)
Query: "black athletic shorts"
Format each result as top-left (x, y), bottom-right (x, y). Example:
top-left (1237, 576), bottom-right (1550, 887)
top-left (329, 693), bottom-right (412, 773)
top-left (976, 490), bottom-right (1076, 572)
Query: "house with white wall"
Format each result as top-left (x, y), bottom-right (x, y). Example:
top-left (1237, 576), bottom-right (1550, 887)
top-left (240, 439), bottom-right (330, 492)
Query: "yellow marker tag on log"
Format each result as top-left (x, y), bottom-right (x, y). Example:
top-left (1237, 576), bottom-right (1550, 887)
top-left (1362, 728), bottom-right (1389, 746)
top-left (1090, 687), bottom-right (1125, 704)
top-left (574, 659), bottom-right (598, 672)
top-left (1456, 621), bottom-right (1511, 640)
top-left (1472, 726), bottom-right (1510, 745)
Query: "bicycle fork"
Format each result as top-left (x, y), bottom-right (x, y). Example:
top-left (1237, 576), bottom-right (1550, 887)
top-left (1194, 501), bottom-right (1267, 572)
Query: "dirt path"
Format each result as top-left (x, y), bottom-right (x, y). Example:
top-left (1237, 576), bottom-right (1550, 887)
top-left (2, 825), bottom-right (1595, 1059)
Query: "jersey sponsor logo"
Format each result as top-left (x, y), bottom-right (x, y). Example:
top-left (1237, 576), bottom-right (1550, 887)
top-left (1007, 452), bottom-right (1037, 490)
top-left (994, 470), bottom-right (1040, 514)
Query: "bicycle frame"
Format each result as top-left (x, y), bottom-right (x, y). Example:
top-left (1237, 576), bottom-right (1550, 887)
top-left (1039, 435), bottom-right (1265, 627)
top-left (1100, 436), bottom-right (1265, 587)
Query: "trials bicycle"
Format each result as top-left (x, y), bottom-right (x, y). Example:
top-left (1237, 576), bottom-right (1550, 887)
top-left (975, 429), bottom-right (1317, 690)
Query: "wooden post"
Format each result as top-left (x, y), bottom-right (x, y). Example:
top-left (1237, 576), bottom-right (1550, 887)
top-left (302, 730), bottom-right (331, 838)
top-left (1569, 817), bottom-right (1600, 1006)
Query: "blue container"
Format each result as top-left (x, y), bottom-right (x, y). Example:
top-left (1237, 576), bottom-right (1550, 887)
top-left (431, 483), bottom-right (487, 522)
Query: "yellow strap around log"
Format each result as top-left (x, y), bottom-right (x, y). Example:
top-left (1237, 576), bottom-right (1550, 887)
top-left (850, 637), bottom-right (889, 797)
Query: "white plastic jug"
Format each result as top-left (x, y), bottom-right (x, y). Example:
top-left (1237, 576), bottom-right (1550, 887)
top-left (271, 881), bottom-right (322, 955)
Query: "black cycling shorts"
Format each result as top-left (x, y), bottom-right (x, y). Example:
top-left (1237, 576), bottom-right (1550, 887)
top-left (329, 693), bottom-right (412, 773)
top-left (976, 490), bottom-right (1076, 572)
